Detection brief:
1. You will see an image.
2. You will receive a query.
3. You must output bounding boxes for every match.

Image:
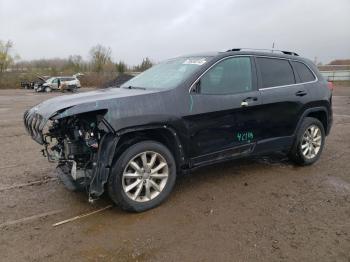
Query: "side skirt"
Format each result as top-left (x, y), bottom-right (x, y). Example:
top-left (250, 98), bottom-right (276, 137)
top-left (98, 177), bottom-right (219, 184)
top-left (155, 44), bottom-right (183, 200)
top-left (190, 143), bottom-right (255, 168)
top-left (187, 135), bottom-right (294, 171)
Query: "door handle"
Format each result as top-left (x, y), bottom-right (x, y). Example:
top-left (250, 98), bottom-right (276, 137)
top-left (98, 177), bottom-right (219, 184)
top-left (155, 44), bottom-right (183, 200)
top-left (295, 90), bottom-right (307, 96)
top-left (243, 97), bottom-right (258, 102)
top-left (241, 97), bottom-right (257, 107)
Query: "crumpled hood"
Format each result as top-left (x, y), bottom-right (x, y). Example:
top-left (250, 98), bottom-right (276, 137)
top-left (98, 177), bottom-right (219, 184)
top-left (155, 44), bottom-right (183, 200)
top-left (24, 87), bottom-right (159, 144)
top-left (29, 87), bottom-right (157, 120)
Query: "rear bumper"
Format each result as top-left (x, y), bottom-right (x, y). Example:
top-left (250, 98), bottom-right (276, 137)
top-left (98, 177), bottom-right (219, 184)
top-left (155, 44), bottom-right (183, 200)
top-left (23, 110), bottom-right (47, 144)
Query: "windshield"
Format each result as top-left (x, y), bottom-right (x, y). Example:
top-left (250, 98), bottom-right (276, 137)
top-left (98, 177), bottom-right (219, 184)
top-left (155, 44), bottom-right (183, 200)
top-left (121, 56), bottom-right (212, 89)
top-left (45, 77), bottom-right (55, 83)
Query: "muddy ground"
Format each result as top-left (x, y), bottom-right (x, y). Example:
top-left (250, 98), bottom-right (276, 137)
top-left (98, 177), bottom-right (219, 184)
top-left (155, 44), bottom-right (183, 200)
top-left (0, 87), bottom-right (349, 262)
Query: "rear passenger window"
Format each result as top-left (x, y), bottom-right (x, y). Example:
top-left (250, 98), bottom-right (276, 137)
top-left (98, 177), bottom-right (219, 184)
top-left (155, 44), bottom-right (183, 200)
top-left (292, 61), bottom-right (316, 83)
top-left (257, 57), bottom-right (295, 88)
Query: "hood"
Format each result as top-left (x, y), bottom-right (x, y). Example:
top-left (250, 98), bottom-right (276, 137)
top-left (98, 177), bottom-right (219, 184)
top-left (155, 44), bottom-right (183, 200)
top-left (36, 75), bottom-right (47, 82)
top-left (24, 87), bottom-right (159, 144)
top-left (30, 87), bottom-right (158, 120)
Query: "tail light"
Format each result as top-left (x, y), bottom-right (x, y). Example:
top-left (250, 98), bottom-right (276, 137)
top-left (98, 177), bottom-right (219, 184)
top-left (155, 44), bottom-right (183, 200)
top-left (327, 81), bottom-right (334, 91)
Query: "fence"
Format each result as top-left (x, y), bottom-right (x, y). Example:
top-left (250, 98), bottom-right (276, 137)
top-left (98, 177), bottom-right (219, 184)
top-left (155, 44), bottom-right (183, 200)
top-left (319, 70), bottom-right (350, 81)
top-left (318, 65), bottom-right (350, 81)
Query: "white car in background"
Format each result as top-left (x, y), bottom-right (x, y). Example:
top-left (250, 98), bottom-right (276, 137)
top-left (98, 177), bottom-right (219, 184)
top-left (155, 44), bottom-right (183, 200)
top-left (35, 74), bottom-right (82, 92)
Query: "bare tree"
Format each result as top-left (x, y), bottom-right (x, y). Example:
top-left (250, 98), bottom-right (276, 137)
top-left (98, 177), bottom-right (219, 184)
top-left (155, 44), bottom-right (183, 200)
top-left (116, 61), bottom-right (128, 73)
top-left (133, 57), bottom-right (153, 72)
top-left (66, 55), bottom-right (84, 72)
top-left (0, 40), bottom-right (15, 73)
top-left (89, 44), bottom-right (112, 73)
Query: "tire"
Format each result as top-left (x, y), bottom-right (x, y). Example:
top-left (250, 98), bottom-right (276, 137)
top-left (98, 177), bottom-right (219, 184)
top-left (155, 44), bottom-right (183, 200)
top-left (45, 87), bottom-right (52, 92)
top-left (289, 117), bottom-right (325, 166)
top-left (108, 140), bottom-right (176, 212)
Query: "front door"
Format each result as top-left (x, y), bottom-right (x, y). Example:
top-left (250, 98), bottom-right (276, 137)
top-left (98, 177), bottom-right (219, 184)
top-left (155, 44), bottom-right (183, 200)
top-left (51, 78), bottom-right (59, 89)
top-left (183, 56), bottom-right (263, 166)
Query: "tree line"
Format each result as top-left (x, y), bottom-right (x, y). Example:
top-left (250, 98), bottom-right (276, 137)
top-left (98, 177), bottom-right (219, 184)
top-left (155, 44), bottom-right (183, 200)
top-left (0, 40), bottom-right (153, 75)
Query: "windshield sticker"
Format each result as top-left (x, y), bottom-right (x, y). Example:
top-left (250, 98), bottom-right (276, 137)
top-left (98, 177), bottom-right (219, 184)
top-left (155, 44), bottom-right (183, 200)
top-left (183, 58), bottom-right (207, 66)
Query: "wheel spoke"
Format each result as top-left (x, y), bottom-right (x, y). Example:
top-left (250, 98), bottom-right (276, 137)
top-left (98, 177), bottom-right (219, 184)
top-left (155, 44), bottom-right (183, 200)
top-left (125, 179), bottom-right (142, 192)
top-left (151, 162), bottom-right (166, 174)
top-left (301, 143), bottom-right (308, 149)
top-left (311, 145), bottom-right (316, 156)
top-left (133, 181), bottom-right (143, 200)
top-left (141, 153), bottom-right (148, 169)
top-left (145, 180), bottom-right (151, 199)
top-left (314, 136), bottom-right (321, 142)
top-left (130, 161), bottom-right (142, 173)
top-left (150, 173), bottom-right (168, 179)
top-left (302, 146), bottom-right (309, 156)
top-left (307, 129), bottom-right (312, 138)
top-left (308, 145), bottom-right (314, 157)
top-left (149, 180), bottom-right (161, 192)
top-left (149, 153), bottom-right (157, 168)
top-left (314, 141), bottom-right (321, 147)
top-left (123, 172), bottom-right (139, 178)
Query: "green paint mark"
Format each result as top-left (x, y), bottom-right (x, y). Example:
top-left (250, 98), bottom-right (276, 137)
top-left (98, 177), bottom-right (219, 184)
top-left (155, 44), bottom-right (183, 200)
top-left (236, 131), bottom-right (254, 142)
top-left (189, 95), bottom-right (194, 113)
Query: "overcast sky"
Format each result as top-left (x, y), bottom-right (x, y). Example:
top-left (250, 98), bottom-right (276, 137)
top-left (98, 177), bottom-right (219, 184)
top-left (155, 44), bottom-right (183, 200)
top-left (0, 0), bottom-right (349, 65)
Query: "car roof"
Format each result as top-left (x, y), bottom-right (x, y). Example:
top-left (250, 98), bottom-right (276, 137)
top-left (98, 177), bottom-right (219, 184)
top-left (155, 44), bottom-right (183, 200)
top-left (182, 50), bottom-right (311, 64)
top-left (57, 76), bottom-right (76, 79)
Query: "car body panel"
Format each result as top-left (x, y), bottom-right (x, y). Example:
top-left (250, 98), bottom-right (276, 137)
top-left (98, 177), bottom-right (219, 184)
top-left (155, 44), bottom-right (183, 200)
top-left (24, 50), bottom-right (333, 189)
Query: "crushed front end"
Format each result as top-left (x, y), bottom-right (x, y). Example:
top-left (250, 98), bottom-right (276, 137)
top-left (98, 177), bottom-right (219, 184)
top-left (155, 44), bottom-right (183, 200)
top-left (24, 108), bottom-right (119, 201)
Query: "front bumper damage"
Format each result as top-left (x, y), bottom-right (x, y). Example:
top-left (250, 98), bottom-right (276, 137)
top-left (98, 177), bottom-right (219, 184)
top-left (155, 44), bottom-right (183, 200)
top-left (23, 110), bottom-right (46, 144)
top-left (24, 109), bottom-right (119, 201)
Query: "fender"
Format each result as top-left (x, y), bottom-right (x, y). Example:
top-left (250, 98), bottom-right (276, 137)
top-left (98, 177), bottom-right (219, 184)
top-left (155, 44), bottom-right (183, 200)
top-left (89, 124), bottom-right (186, 198)
top-left (89, 133), bottom-right (119, 199)
top-left (116, 124), bottom-right (186, 166)
top-left (293, 106), bottom-right (329, 136)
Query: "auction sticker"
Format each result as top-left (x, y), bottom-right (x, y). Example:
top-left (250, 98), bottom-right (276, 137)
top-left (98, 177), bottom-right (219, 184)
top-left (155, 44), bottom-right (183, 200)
top-left (183, 58), bottom-right (207, 65)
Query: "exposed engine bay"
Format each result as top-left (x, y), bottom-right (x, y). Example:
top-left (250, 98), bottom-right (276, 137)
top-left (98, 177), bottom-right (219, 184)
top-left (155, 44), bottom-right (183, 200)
top-left (38, 112), bottom-right (118, 201)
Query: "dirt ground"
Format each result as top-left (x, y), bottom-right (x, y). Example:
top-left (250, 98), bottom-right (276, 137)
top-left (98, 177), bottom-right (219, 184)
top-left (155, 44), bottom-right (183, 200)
top-left (0, 87), bottom-right (349, 262)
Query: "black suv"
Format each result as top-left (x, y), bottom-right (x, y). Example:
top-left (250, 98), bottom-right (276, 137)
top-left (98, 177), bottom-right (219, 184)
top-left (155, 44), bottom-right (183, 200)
top-left (24, 49), bottom-right (332, 212)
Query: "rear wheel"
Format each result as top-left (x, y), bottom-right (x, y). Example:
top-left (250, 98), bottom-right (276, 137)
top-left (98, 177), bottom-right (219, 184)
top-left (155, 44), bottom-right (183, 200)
top-left (289, 117), bottom-right (325, 165)
top-left (108, 141), bottom-right (176, 212)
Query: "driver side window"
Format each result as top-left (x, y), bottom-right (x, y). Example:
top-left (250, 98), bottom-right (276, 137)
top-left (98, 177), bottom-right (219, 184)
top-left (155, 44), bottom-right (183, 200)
top-left (200, 57), bottom-right (252, 95)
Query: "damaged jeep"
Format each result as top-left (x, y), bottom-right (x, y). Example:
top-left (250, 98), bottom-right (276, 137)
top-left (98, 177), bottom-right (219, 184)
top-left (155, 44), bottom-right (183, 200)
top-left (24, 49), bottom-right (332, 212)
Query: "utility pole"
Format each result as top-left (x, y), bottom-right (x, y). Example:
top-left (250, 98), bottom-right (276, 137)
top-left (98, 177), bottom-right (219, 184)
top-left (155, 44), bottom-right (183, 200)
top-left (272, 42), bottom-right (275, 53)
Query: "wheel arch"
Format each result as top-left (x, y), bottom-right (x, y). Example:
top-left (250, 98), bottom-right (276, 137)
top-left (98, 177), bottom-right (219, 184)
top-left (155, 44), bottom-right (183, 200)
top-left (295, 107), bottom-right (330, 136)
top-left (113, 125), bottom-right (187, 172)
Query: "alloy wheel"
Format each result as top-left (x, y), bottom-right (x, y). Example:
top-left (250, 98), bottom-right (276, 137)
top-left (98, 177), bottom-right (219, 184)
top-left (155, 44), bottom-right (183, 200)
top-left (301, 125), bottom-right (322, 159)
top-left (122, 151), bottom-right (169, 202)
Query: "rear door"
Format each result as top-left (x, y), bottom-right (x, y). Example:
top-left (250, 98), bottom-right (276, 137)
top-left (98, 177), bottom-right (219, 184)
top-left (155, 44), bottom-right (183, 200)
top-left (256, 56), bottom-right (309, 144)
top-left (184, 56), bottom-right (263, 165)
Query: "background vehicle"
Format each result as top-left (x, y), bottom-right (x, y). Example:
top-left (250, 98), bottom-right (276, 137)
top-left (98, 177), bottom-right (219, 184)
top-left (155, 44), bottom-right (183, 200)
top-left (24, 49), bottom-right (332, 212)
top-left (35, 75), bottom-right (81, 92)
top-left (21, 75), bottom-right (48, 89)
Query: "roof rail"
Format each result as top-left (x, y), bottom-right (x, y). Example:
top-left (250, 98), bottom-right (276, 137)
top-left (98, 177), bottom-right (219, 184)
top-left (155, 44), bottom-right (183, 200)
top-left (226, 48), bottom-right (299, 56)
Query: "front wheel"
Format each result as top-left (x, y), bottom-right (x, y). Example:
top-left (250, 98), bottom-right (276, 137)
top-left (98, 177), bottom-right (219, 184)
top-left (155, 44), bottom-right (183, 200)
top-left (289, 117), bottom-right (325, 166)
top-left (108, 141), bottom-right (176, 212)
